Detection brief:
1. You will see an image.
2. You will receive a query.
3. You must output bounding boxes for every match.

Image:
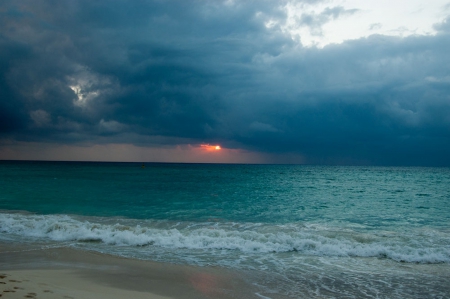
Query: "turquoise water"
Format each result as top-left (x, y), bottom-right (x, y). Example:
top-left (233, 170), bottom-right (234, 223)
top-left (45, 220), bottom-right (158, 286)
top-left (1, 161), bottom-right (450, 298)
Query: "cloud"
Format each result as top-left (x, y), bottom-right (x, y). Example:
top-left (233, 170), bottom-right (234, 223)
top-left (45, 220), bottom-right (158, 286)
top-left (0, 0), bottom-right (449, 165)
top-left (369, 23), bottom-right (382, 31)
top-left (434, 16), bottom-right (450, 32)
top-left (249, 121), bottom-right (280, 133)
top-left (294, 6), bottom-right (359, 36)
top-left (29, 110), bottom-right (51, 127)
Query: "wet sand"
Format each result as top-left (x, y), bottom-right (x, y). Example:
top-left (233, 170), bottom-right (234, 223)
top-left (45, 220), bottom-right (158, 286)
top-left (0, 270), bottom-right (173, 299)
top-left (0, 244), bottom-right (255, 299)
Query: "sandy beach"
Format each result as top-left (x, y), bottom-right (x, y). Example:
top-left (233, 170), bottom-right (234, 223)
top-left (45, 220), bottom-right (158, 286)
top-left (0, 243), bottom-right (254, 299)
top-left (0, 269), bottom-right (173, 299)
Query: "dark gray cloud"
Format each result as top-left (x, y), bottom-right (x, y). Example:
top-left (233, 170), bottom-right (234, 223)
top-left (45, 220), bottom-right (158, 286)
top-left (0, 0), bottom-right (449, 165)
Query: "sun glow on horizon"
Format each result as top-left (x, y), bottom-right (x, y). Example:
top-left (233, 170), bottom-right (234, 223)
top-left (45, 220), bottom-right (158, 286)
top-left (200, 144), bottom-right (222, 151)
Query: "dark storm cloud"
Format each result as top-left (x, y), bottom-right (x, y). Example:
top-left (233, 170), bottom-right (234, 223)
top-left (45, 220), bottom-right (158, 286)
top-left (0, 40), bottom-right (25, 133)
top-left (0, 0), bottom-right (449, 165)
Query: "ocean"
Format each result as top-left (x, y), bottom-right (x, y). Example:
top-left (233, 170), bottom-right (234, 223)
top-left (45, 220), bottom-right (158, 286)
top-left (1, 161), bottom-right (449, 298)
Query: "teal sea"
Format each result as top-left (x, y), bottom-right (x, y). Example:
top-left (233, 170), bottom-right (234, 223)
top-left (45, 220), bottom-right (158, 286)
top-left (1, 161), bottom-right (450, 298)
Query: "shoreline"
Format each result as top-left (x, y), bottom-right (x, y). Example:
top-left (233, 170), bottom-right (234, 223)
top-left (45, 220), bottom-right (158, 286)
top-left (0, 243), bottom-right (257, 299)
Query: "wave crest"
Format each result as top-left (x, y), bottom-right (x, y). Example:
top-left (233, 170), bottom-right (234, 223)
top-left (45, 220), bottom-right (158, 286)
top-left (1, 213), bottom-right (449, 264)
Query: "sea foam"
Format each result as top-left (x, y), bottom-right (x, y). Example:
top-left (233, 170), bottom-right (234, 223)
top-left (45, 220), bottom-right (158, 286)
top-left (1, 212), bottom-right (449, 264)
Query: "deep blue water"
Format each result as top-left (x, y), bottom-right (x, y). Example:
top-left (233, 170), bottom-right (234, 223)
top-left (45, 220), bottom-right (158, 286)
top-left (1, 161), bottom-right (450, 298)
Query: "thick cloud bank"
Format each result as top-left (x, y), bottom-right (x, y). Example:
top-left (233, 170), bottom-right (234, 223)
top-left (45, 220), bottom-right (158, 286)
top-left (0, 0), bottom-right (449, 165)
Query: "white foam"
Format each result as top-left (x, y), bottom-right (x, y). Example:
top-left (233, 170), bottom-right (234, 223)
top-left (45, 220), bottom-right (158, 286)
top-left (255, 292), bottom-right (273, 299)
top-left (1, 212), bottom-right (449, 264)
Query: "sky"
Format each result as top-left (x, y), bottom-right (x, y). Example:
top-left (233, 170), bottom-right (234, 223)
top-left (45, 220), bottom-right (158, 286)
top-left (0, 0), bottom-right (449, 165)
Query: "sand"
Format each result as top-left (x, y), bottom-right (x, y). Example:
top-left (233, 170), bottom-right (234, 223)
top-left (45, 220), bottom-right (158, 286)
top-left (0, 270), bottom-right (171, 299)
top-left (0, 243), bottom-right (255, 299)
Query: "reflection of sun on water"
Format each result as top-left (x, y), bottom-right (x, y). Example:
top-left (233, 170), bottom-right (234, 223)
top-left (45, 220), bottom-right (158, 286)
top-left (188, 272), bottom-right (221, 297)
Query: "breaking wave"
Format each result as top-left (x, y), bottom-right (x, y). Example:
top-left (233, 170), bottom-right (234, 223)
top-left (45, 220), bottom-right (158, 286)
top-left (1, 212), bottom-right (449, 264)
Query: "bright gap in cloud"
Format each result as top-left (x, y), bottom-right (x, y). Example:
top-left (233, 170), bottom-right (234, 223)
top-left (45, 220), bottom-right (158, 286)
top-left (282, 0), bottom-right (449, 47)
